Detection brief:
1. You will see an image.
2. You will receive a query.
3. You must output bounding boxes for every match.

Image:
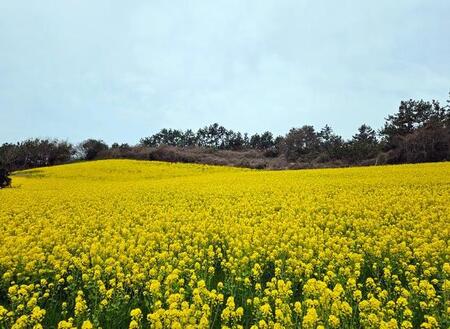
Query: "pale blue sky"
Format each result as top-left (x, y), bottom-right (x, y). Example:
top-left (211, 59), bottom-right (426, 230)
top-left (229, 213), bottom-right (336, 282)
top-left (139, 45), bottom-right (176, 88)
top-left (1, 0), bottom-right (449, 144)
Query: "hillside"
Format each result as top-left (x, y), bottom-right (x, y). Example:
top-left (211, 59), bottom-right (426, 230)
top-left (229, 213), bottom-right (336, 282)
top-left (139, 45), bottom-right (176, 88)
top-left (0, 160), bottom-right (449, 328)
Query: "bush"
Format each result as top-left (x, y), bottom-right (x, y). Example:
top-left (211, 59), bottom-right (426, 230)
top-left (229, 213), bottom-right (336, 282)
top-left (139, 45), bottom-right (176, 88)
top-left (148, 146), bottom-right (197, 163)
top-left (79, 139), bottom-right (109, 160)
top-left (0, 168), bottom-right (11, 188)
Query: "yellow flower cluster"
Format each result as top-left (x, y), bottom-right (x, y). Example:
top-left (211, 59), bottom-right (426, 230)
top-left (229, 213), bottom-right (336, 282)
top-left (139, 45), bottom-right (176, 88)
top-left (0, 160), bottom-right (449, 328)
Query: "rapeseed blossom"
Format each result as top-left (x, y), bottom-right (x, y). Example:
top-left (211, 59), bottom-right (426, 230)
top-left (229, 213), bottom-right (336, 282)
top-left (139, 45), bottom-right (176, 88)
top-left (0, 160), bottom-right (449, 328)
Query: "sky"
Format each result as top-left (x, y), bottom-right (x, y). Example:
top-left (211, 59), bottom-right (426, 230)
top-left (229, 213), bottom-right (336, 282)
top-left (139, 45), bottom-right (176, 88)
top-left (1, 0), bottom-right (449, 144)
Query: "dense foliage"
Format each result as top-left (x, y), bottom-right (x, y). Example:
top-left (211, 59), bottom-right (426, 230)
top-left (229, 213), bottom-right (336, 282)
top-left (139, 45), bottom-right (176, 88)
top-left (0, 168), bottom-right (11, 188)
top-left (1, 95), bottom-right (449, 172)
top-left (0, 140), bottom-right (74, 172)
top-left (0, 160), bottom-right (449, 328)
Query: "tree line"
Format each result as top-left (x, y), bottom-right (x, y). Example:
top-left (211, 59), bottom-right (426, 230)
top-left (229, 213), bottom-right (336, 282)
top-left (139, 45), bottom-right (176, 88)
top-left (1, 95), bottom-right (449, 175)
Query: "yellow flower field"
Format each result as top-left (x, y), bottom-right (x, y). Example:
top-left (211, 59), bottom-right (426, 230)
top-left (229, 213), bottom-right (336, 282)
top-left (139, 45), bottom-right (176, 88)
top-left (0, 160), bottom-right (449, 329)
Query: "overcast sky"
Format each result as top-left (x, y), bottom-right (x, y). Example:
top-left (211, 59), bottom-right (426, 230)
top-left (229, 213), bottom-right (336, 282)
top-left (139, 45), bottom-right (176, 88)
top-left (1, 0), bottom-right (449, 144)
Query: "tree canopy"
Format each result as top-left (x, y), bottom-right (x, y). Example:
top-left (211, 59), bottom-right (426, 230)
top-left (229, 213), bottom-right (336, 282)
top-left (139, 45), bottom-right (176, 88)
top-left (2, 93), bottom-right (449, 171)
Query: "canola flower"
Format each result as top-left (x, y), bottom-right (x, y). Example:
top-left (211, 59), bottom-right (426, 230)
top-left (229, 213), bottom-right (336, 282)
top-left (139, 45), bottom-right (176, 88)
top-left (0, 159), bottom-right (449, 328)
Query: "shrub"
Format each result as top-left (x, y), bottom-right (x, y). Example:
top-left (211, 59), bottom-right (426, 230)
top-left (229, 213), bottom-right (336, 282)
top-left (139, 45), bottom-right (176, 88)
top-left (79, 139), bottom-right (109, 160)
top-left (0, 168), bottom-right (11, 188)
